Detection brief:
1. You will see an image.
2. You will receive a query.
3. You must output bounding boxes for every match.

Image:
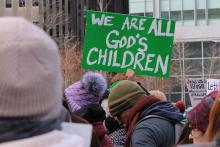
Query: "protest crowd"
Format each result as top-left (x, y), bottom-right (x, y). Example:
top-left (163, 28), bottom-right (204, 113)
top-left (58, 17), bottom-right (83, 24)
top-left (0, 15), bottom-right (220, 147)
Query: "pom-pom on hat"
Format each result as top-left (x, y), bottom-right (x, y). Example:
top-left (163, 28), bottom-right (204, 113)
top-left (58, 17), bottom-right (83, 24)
top-left (186, 91), bottom-right (218, 132)
top-left (65, 72), bottom-right (107, 112)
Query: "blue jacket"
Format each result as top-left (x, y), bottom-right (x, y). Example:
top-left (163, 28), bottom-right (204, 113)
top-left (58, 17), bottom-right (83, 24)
top-left (131, 101), bottom-right (183, 147)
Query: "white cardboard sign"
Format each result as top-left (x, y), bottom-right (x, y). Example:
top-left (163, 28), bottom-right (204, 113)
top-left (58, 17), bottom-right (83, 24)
top-left (207, 79), bottom-right (220, 95)
top-left (185, 78), bottom-right (207, 107)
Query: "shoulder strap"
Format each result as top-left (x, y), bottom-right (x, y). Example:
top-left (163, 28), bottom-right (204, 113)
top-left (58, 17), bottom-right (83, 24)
top-left (135, 115), bottom-right (182, 144)
top-left (136, 115), bottom-right (176, 126)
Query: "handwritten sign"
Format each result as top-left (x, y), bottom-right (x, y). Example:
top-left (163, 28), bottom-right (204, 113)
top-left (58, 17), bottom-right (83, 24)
top-left (186, 78), bottom-right (207, 107)
top-left (82, 11), bottom-right (176, 78)
top-left (207, 79), bottom-right (220, 95)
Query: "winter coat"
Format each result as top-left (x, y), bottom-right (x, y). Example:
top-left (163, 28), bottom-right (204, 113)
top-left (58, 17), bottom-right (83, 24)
top-left (0, 130), bottom-right (83, 147)
top-left (131, 101), bottom-right (183, 147)
top-left (93, 122), bottom-right (114, 147)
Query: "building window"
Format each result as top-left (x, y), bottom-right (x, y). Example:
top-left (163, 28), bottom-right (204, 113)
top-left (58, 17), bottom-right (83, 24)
top-left (183, 0), bottom-right (194, 21)
top-left (56, 0), bottom-right (59, 12)
top-left (160, 0), bottom-right (169, 19)
top-left (62, 0), bottom-right (65, 11)
top-left (196, 0), bottom-right (206, 20)
top-left (208, 0), bottom-right (220, 23)
top-left (170, 0), bottom-right (182, 21)
top-left (62, 26), bottom-right (65, 34)
top-left (32, 0), bottom-right (39, 6)
top-left (208, 8), bottom-right (220, 19)
top-left (19, 0), bottom-right (25, 7)
top-left (5, 0), bottom-right (12, 8)
top-left (129, 0), bottom-right (153, 17)
top-left (49, 29), bottom-right (53, 36)
top-left (49, 0), bottom-right (52, 9)
top-left (56, 25), bottom-right (59, 37)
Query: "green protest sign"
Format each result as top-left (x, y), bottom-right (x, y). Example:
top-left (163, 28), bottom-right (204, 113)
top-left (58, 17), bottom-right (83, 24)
top-left (82, 11), bottom-right (175, 78)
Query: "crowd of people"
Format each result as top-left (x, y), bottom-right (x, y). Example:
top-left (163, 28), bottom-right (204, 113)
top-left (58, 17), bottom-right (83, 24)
top-left (0, 17), bottom-right (219, 147)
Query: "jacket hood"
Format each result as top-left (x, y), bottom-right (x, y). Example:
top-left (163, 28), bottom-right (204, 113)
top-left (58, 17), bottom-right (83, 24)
top-left (141, 101), bottom-right (183, 123)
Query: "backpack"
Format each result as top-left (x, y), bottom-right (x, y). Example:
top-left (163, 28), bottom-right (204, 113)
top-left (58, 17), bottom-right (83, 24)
top-left (135, 115), bottom-right (183, 144)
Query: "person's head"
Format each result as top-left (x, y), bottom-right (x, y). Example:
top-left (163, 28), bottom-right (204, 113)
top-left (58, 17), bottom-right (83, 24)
top-left (205, 92), bottom-right (220, 142)
top-left (0, 17), bottom-right (62, 120)
top-left (74, 104), bottom-right (106, 123)
top-left (186, 91), bottom-right (218, 143)
top-left (108, 80), bottom-right (146, 124)
top-left (149, 90), bottom-right (167, 102)
top-left (174, 100), bottom-right (186, 113)
top-left (64, 71), bottom-right (107, 113)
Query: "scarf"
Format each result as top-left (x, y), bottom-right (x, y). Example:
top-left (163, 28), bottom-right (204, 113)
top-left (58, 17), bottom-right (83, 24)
top-left (124, 95), bottom-right (160, 147)
top-left (0, 117), bottom-right (61, 143)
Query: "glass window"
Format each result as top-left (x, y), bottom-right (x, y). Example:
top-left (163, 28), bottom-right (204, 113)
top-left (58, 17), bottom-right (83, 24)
top-left (170, 77), bottom-right (182, 92)
top-left (183, 0), bottom-right (194, 21)
top-left (203, 42), bottom-right (220, 57)
top-left (146, 0), bottom-right (153, 12)
top-left (161, 12), bottom-right (169, 19)
top-left (129, 1), bottom-right (145, 14)
top-left (208, 0), bottom-right (220, 9)
top-left (32, 0), bottom-right (38, 6)
top-left (196, 0), bottom-right (205, 20)
top-left (208, 0), bottom-right (220, 23)
top-left (49, 0), bottom-right (52, 8)
top-left (131, 13), bottom-right (145, 16)
top-left (208, 9), bottom-right (220, 19)
top-left (19, 0), bottom-right (25, 7)
top-left (171, 60), bottom-right (183, 76)
top-left (184, 59), bottom-right (202, 75)
top-left (204, 58), bottom-right (220, 75)
top-left (6, 0), bottom-right (12, 8)
top-left (170, 0), bottom-right (182, 20)
top-left (146, 13), bottom-right (153, 17)
top-left (197, 9), bottom-right (205, 20)
top-left (183, 10), bottom-right (194, 20)
top-left (160, 0), bottom-right (169, 19)
top-left (184, 42), bottom-right (202, 58)
top-left (49, 29), bottom-right (53, 36)
top-left (145, 0), bottom-right (153, 17)
top-left (56, 25), bottom-right (59, 37)
top-left (172, 43), bottom-right (183, 59)
top-left (170, 11), bottom-right (181, 20)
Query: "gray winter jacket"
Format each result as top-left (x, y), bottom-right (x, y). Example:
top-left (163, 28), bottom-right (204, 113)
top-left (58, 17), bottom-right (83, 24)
top-left (130, 102), bottom-right (183, 147)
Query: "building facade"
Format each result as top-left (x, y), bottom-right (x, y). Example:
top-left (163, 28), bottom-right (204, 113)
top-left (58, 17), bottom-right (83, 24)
top-left (129, 0), bottom-right (220, 104)
top-left (0, 0), bottom-right (71, 47)
top-left (70, 0), bottom-right (129, 45)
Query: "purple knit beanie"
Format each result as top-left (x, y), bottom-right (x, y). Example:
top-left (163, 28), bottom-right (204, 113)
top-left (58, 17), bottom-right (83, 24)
top-left (186, 91), bottom-right (219, 132)
top-left (65, 72), bottom-right (107, 112)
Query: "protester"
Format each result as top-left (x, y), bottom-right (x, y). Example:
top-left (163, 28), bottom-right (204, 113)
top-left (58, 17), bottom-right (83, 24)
top-left (0, 17), bottom-right (84, 146)
top-left (108, 80), bottom-right (183, 147)
top-left (149, 90), bottom-right (167, 102)
top-left (64, 71), bottom-right (107, 113)
top-left (75, 104), bottom-right (113, 147)
top-left (205, 92), bottom-right (220, 142)
top-left (186, 91), bottom-right (218, 144)
top-left (105, 116), bottom-right (126, 147)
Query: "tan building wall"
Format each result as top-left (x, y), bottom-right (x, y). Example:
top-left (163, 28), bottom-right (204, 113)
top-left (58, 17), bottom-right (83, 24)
top-left (0, 0), bottom-right (70, 47)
